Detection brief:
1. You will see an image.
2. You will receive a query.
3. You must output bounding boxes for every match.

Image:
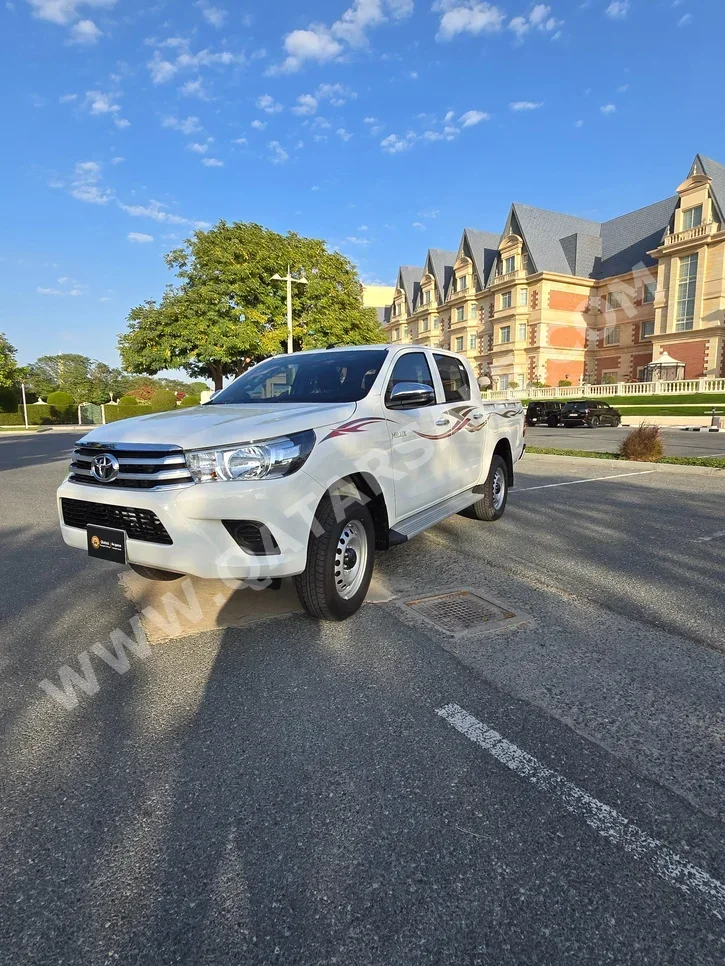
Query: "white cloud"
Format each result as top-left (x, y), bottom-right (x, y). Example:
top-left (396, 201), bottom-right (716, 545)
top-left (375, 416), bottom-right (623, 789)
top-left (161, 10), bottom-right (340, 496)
top-left (59, 93), bottom-right (77, 102)
top-left (111, 156), bottom-right (124, 163)
top-left (605, 1), bottom-right (629, 19)
top-left (459, 109), bottom-right (490, 126)
top-left (616, 84), bottom-right (629, 93)
top-left (201, 157), bottom-right (224, 166)
top-left (197, 1), bottom-right (226, 27)
top-left (292, 93), bottom-right (318, 115)
top-left (188, 141), bottom-right (210, 153)
top-left (363, 115), bottom-right (378, 124)
top-left (601, 103), bottom-right (616, 114)
top-left (434, 1), bottom-right (506, 42)
top-left (678, 12), bottom-right (692, 26)
top-left (316, 81), bottom-right (357, 106)
top-left (336, 127), bottom-right (353, 141)
top-left (358, 224), bottom-right (368, 230)
top-left (146, 39), bottom-right (245, 85)
top-left (162, 115), bottom-right (202, 134)
top-left (99, 296), bottom-right (111, 302)
top-left (257, 93), bottom-right (283, 113)
top-left (575, 119), bottom-right (584, 128)
top-left (251, 119), bottom-right (267, 130)
top-left (148, 53), bottom-right (177, 84)
top-left (381, 132), bottom-right (415, 153)
top-left (232, 136), bottom-right (248, 145)
top-left (181, 77), bottom-right (211, 100)
top-left (84, 89), bottom-right (120, 115)
top-left (67, 18), bottom-right (101, 44)
top-left (38, 287), bottom-right (64, 296)
top-left (117, 199), bottom-right (208, 228)
top-left (268, 141), bottom-right (289, 163)
top-left (508, 4), bottom-right (562, 40)
top-left (70, 160), bottom-right (114, 204)
top-left (509, 100), bottom-right (543, 110)
top-left (412, 221), bottom-right (426, 231)
top-left (345, 235), bottom-right (370, 245)
top-left (114, 117), bottom-right (130, 129)
top-left (311, 185), bottom-right (320, 191)
top-left (270, 0), bottom-right (413, 73)
top-left (27, 0), bottom-right (116, 26)
top-left (128, 232), bottom-right (154, 243)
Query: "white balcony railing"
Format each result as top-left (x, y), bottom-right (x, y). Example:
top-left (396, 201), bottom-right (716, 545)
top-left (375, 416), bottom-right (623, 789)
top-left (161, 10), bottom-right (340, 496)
top-left (663, 222), bottom-right (717, 246)
top-left (481, 377), bottom-right (725, 401)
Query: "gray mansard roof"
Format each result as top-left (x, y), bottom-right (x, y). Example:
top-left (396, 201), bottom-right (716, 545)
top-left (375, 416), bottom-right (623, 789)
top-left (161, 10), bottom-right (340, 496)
top-left (460, 229), bottom-right (500, 291)
top-left (395, 265), bottom-right (423, 313)
top-left (423, 248), bottom-right (456, 302)
top-left (692, 154), bottom-right (725, 222)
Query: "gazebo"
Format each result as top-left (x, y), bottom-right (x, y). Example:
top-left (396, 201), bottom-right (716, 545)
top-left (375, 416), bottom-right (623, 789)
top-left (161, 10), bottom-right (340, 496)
top-left (643, 351), bottom-right (686, 383)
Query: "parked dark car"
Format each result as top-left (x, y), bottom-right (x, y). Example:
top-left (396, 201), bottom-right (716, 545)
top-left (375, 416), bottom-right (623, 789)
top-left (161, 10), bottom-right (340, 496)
top-left (526, 400), bottom-right (565, 428)
top-left (560, 400), bottom-right (622, 428)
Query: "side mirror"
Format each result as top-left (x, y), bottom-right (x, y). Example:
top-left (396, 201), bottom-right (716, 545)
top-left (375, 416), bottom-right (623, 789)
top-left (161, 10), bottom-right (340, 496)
top-left (387, 382), bottom-right (436, 410)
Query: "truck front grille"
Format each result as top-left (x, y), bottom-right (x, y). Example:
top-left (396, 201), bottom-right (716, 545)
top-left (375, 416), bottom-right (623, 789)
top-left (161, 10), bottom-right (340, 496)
top-left (61, 498), bottom-right (173, 544)
top-left (69, 442), bottom-right (193, 490)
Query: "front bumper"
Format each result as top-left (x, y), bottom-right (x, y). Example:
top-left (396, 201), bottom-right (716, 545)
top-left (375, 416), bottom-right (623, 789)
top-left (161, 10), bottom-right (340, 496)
top-left (56, 471), bottom-right (326, 580)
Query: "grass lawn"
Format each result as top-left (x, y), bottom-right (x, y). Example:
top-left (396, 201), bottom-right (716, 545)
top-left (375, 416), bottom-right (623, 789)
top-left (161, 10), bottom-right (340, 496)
top-left (618, 407), bottom-right (723, 417)
top-left (527, 446), bottom-right (725, 469)
top-left (0, 426), bottom-right (39, 432)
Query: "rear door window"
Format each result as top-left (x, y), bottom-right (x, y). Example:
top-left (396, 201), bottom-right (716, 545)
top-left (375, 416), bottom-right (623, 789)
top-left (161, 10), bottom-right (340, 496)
top-left (433, 354), bottom-right (471, 403)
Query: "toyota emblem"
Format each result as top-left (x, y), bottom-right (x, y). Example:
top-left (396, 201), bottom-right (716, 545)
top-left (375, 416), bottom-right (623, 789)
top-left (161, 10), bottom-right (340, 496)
top-left (91, 453), bottom-right (120, 483)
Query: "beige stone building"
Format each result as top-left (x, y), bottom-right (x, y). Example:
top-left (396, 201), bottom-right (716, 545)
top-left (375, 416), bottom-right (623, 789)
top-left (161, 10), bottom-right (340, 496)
top-left (383, 154), bottom-right (725, 389)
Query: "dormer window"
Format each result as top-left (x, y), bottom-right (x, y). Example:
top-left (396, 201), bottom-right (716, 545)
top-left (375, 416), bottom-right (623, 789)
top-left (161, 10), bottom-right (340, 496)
top-left (458, 275), bottom-right (468, 291)
top-left (504, 255), bottom-right (516, 274)
top-left (424, 290), bottom-right (431, 304)
top-left (682, 205), bottom-right (703, 230)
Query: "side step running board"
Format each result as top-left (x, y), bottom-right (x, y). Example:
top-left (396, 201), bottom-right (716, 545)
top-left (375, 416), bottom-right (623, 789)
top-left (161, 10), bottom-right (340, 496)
top-left (388, 489), bottom-right (479, 545)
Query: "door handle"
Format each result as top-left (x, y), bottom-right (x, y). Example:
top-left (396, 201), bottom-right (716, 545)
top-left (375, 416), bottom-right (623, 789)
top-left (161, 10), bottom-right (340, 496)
top-left (470, 411), bottom-right (486, 422)
top-left (436, 418), bottom-right (450, 426)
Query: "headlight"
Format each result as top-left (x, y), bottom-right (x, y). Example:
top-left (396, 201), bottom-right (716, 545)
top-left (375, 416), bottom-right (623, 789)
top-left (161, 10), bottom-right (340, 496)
top-left (185, 430), bottom-right (315, 484)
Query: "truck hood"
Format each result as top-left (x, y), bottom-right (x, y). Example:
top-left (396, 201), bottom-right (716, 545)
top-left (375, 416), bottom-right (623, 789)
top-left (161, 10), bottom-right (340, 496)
top-left (80, 402), bottom-right (358, 450)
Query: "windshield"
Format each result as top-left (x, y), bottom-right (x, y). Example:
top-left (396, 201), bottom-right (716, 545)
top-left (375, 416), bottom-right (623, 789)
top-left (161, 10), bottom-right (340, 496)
top-left (210, 350), bottom-right (389, 405)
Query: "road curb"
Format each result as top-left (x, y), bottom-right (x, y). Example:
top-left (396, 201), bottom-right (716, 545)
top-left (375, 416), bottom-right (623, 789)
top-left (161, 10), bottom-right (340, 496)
top-left (524, 452), bottom-right (725, 478)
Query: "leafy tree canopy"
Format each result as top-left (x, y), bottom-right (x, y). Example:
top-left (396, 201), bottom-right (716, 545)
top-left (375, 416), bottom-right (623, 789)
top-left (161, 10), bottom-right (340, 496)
top-left (0, 333), bottom-right (24, 388)
top-left (118, 222), bottom-right (385, 389)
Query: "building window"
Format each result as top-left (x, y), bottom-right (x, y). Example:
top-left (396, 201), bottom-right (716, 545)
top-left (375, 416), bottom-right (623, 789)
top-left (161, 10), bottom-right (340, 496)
top-left (519, 288), bottom-right (529, 306)
top-left (455, 336), bottom-right (464, 352)
top-left (433, 316), bottom-right (440, 330)
top-left (499, 374), bottom-right (510, 391)
top-left (456, 307), bottom-right (465, 322)
top-left (517, 323), bottom-right (527, 342)
top-left (424, 290), bottom-right (431, 304)
top-left (402, 325), bottom-right (408, 338)
top-left (682, 204), bottom-right (703, 231)
top-left (643, 282), bottom-right (656, 304)
top-left (393, 328), bottom-right (399, 341)
top-left (641, 320), bottom-right (655, 338)
top-left (469, 333), bottom-right (477, 350)
top-left (601, 371), bottom-right (619, 385)
top-left (604, 326), bottom-right (620, 345)
top-left (607, 292), bottom-right (622, 311)
top-left (500, 326), bottom-right (511, 344)
top-left (504, 255), bottom-right (516, 274)
top-left (422, 319), bottom-right (429, 333)
top-left (676, 253), bottom-right (698, 330)
top-left (470, 304), bottom-right (478, 320)
top-left (501, 291), bottom-right (513, 309)
top-left (458, 275), bottom-right (468, 291)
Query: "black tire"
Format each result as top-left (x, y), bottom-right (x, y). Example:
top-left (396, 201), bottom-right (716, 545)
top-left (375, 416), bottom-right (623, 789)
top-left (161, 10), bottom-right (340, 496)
top-left (461, 455), bottom-right (509, 522)
top-left (589, 416), bottom-right (601, 428)
top-left (129, 564), bottom-right (184, 581)
top-left (547, 414), bottom-right (560, 428)
top-left (294, 496), bottom-right (375, 621)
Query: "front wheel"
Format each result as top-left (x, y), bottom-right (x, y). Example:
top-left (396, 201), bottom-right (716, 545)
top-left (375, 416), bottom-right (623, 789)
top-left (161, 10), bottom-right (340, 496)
top-left (294, 496), bottom-right (375, 621)
top-left (461, 455), bottom-right (509, 522)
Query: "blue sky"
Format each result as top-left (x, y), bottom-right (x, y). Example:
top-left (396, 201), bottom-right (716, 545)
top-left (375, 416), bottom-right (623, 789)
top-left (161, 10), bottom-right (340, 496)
top-left (2, 0), bottom-right (722, 370)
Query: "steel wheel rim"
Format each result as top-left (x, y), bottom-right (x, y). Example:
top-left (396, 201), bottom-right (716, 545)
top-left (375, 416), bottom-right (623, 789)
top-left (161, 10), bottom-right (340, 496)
top-left (334, 520), bottom-right (368, 600)
top-left (492, 468), bottom-right (506, 511)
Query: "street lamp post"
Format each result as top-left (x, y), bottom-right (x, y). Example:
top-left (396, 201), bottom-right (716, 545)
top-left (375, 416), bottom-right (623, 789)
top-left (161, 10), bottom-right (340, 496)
top-left (270, 266), bottom-right (308, 353)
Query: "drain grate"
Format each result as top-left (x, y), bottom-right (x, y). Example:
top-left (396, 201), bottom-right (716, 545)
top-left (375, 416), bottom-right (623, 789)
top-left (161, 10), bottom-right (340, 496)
top-left (403, 590), bottom-right (516, 634)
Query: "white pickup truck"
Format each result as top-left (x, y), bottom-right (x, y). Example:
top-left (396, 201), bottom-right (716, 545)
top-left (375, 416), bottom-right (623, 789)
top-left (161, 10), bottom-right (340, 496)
top-left (57, 345), bottom-right (525, 620)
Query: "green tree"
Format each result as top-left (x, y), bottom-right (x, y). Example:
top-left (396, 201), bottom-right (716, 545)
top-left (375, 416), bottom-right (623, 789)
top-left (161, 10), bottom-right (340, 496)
top-left (0, 333), bottom-right (23, 388)
top-left (25, 354), bottom-right (126, 403)
top-left (119, 222), bottom-right (384, 390)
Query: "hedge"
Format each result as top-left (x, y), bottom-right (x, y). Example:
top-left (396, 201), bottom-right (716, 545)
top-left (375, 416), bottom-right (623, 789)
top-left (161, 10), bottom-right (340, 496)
top-left (179, 395), bottom-right (201, 408)
top-left (148, 389), bottom-right (178, 413)
top-left (0, 404), bottom-right (56, 426)
top-left (105, 402), bottom-right (151, 423)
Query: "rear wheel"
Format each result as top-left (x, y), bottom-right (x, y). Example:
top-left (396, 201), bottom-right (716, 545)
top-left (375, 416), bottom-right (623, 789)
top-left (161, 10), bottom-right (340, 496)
top-left (589, 416), bottom-right (601, 428)
top-left (547, 414), bottom-right (560, 428)
top-left (129, 564), bottom-right (184, 581)
top-left (461, 455), bottom-right (508, 522)
top-left (294, 496), bottom-right (375, 621)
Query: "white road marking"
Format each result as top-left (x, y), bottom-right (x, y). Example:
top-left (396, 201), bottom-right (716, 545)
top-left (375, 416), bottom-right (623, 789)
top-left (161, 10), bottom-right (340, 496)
top-left (514, 470), bottom-right (656, 492)
top-left (437, 703), bottom-right (725, 920)
top-left (696, 530), bottom-right (725, 544)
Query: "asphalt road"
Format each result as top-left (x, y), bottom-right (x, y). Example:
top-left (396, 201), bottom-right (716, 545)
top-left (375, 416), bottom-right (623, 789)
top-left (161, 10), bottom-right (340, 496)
top-left (528, 424), bottom-right (725, 457)
top-left (2, 431), bottom-right (725, 965)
